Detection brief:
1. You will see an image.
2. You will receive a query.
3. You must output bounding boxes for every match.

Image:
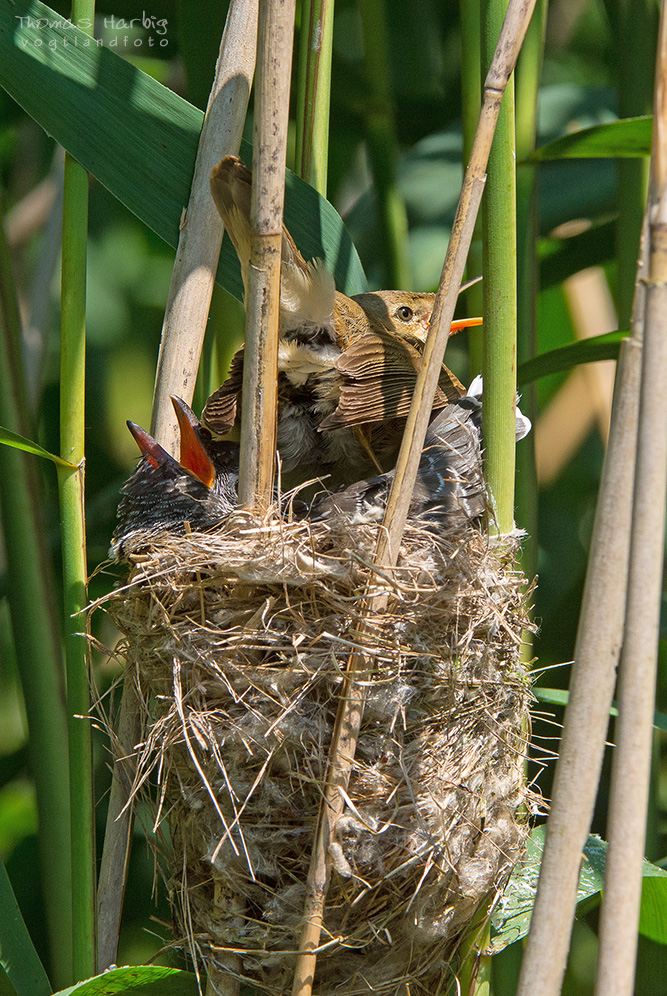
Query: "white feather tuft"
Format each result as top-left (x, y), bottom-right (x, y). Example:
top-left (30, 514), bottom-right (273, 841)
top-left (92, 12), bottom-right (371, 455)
top-left (280, 258), bottom-right (335, 331)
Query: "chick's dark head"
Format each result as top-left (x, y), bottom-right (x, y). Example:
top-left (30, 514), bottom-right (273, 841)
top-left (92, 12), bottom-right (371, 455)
top-left (110, 397), bottom-right (239, 559)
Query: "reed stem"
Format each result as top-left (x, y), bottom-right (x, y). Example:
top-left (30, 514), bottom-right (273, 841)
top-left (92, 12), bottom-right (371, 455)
top-left (151, 0), bottom-right (258, 455)
top-left (376, 0), bottom-right (537, 566)
top-left (60, 124), bottom-right (96, 988)
top-left (594, 6), bottom-right (667, 989)
top-left (0, 191), bottom-right (73, 989)
top-left (514, 0), bottom-right (546, 571)
top-left (294, 0), bottom-right (335, 194)
top-left (482, 0), bottom-right (518, 535)
top-left (238, 0), bottom-right (296, 508)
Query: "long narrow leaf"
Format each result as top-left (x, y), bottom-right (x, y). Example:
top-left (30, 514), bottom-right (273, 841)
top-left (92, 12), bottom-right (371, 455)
top-left (0, 1), bottom-right (366, 297)
top-left (0, 858), bottom-right (51, 996)
top-left (530, 115), bottom-right (652, 161)
top-left (517, 330), bottom-right (627, 384)
top-left (0, 426), bottom-right (76, 469)
top-left (51, 966), bottom-right (198, 995)
top-left (534, 688), bottom-right (667, 733)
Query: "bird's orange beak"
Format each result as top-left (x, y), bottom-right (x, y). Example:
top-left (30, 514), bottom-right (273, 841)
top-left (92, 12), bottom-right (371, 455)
top-left (449, 316), bottom-right (483, 335)
top-left (171, 397), bottom-right (216, 487)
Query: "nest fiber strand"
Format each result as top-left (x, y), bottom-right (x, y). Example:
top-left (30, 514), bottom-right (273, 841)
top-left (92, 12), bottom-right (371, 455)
top-left (107, 514), bottom-right (533, 995)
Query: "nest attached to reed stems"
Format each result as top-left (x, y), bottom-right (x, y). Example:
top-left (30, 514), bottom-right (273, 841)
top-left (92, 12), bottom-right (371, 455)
top-left (106, 511), bottom-right (534, 995)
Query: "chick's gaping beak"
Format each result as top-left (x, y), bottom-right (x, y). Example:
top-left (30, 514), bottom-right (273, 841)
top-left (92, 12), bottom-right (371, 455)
top-left (171, 396), bottom-right (216, 487)
top-left (126, 421), bottom-right (175, 470)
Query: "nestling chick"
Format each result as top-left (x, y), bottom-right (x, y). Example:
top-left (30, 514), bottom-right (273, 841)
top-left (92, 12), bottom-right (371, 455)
top-left (110, 397), bottom-right (239, 558)
top-left (311, 385), bottom-right (531, 532)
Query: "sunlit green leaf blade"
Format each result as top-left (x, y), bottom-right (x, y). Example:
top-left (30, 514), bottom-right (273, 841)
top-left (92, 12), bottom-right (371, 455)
top-left (639, 871), bottom-right (667, 945)
top-left (534, 688), bottom-right (667, 733)
top-left (0, 858), bottom-right (51, 996)
top-left (489, 831), bottom-right (606, 952)
top-left (490, 830), bottom-right (667, 953)
top-left (518, 330), bottom-right (627, 386)
top-left (0, 1), bottom-right (367, 299)
top-left (0, 426), bottom-right (77, 469)
top-left (530, 116), bottom-right (652, 161)
top-left (490, 831), bottom-right (606, 952)
top-left (53, 966), bottom-right (199, 996)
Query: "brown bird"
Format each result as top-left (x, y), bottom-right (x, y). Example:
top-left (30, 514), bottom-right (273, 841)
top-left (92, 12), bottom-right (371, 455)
top-left (204, 155), bottom-right (481, 487)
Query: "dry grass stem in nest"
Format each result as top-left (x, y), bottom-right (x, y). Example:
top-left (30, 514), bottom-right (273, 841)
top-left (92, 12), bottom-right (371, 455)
top-left (99, 511), bottom-right (535, 995)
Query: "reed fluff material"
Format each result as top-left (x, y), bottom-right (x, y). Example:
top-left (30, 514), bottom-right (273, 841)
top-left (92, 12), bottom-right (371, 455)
top-left (107, 512), bottom-right (534, 994)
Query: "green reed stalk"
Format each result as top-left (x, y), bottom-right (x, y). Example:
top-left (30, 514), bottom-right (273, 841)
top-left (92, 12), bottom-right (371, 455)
top-left (58, 1), bottom-right (96, 978)
top-left (59, 152), bottom-right (96, 981)
top-left (460, 0), bottom-right (484, 372)
top-left (294, 0), bottom-right (335, 194)
top-left (514, 0), bottom-right (546, 571)
top-left (358, 0), bottom-right (411, 288)
top-left (0, 193), bottom-right (73, 989)
top-left (482, 0), bottom-right (518, 534)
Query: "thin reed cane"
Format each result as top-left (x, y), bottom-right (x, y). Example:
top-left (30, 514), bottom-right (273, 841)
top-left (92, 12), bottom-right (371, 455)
top-left (594, 3), bottom-right (667, 990)
top-left (0, 193), bottom-right (73, 989)
top-left (291, 5), bottom-right (538, 992)
top-left (294, 0), bottom-right (335, 194)
top-left (238, 0), bottom-right (297, 508)
top-left (482, 0), bottom-right (518, 535)
top-left (60, 133), bottom-right (96, 991)
top-left (97, 0), bottom-right (259, 970)
top-left (151, 0), bottom-right (258, 455)
top-left (514, 80), bottom-right (654, 996)
top-left (376, 0), bottom-right (537, 568)
top-left (514, 0), bottom-right (546, 572)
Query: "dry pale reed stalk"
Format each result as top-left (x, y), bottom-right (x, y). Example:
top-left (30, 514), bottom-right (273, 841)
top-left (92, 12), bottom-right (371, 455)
top-left (151, 0), bottom-right (259, 455)
top-left (594, 2), bottom-right (667, 991)
top-left (514, 36), bottom-right (658, 996)
top-left (291, 3), bottom-right (538, 992)
top-left (97, 0), bottom-right (259, 969)
top-left (376, 0), bottom-right (538, 569)
top-left (237, 0), bottom-right (297, 509)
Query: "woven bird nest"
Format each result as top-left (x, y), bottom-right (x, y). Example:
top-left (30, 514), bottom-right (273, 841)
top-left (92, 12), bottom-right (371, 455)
top-left (106, 511), bottom-right (534, 995)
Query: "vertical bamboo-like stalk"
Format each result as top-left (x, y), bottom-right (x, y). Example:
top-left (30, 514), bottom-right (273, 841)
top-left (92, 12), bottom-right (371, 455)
top-left (0, 194), bottom-right (73, 990)
top-left (459, 0), bottom-right (484, 373)
top-left (594, 4), bottom-right (667, 991)
top-left (358, 0), bottom-right (412, 288)
top-left (376, 0), bottom-right (537, 567)
top-left (290, 9), bottom-right (537, 995)
top-left (482, 0), bottom-right (518, 535)
top-left (59, 2), bottom-right (96, 979)
top-left (514, 0), bottom-right (546, 571)
top-left (294, 0), bottom-right (335, 194)
top-left (98, 1), bottom-right (259, 971)
top-left (238, 0), bottom-right (297, 508)
top-left (151, 0), bottom-right (258, 455)
top-left (513, 134), bottom-right (651, 996)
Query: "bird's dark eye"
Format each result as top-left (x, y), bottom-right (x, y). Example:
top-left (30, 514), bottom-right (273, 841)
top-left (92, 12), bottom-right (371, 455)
top-left (396, 305), bottom-right (414, 322)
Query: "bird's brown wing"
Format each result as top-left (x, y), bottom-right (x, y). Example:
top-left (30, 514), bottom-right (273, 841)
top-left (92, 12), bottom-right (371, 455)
top-left (319, 329), bottom-right (465, 432)
top-left (202, 348), bottom-right (245, 434)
